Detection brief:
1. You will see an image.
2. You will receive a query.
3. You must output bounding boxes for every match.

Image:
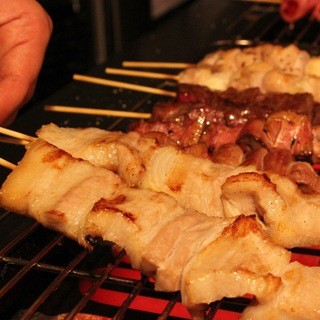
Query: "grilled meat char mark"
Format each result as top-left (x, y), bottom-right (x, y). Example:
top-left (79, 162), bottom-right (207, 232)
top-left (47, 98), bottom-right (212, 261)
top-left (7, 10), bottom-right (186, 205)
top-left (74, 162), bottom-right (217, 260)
top-left (93, 196), bottom-right (135, 223)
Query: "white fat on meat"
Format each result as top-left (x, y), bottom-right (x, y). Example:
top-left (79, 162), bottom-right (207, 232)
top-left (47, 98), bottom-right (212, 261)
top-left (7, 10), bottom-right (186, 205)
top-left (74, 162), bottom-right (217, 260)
top-left (0, 140), bottom-right (292, 306)
top-left (0, 139), bottom-right (186, 269)
top-left (36, 124), bottom-right (155, 186)
top-left (0, 139), bottom-right (122, 248)
top-left (36, 124), bottom-right (320, 248)
top-left (140, 145), bottom-right (252, 217)
top-left (83, 185), bottom-right (187, 269)
top-left (221, 171), bottom-right (320, 248)
top-left (37, 123), bottom-right (255, 217)
top-left (2, 138), bottom-right (320, 319)
top-left (240, 261), bottom-right (320, 320)
top-left (141, 211), bottom-right (232, 292)
top-left (180, 215), bottom-right (291, 319)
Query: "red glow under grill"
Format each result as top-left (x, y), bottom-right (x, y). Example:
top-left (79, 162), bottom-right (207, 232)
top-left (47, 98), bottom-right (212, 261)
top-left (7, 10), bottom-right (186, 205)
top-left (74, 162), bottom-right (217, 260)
top-left (77, 248), bottom-right (320, 320)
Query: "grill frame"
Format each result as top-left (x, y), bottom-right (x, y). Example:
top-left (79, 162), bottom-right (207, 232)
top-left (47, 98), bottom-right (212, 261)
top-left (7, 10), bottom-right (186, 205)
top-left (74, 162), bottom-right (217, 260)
top-left (1, 1), bottom-right (320, 319)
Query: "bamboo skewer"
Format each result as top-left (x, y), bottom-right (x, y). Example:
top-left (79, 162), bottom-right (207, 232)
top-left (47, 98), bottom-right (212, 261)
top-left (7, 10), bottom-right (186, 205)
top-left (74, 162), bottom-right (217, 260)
top-left (44, 105), bottom-right (152, 119)
top-left (105, 68), bottom-right (179, 81)
top-left (0, 127), bottom-right (35, 142)
top-left (0, 136), bottom-right (30, 145)
top-left (0, 157), bottom-right (16, 170)
top-left (73, 74), bottom-right (176, 98)
top-left (122, 61), bottom-right (195, 69)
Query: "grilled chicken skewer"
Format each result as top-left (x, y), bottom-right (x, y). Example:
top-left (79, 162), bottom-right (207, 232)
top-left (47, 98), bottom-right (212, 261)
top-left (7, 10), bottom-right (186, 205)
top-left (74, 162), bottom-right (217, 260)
top-left (37, 123), bottom-right (320, 248)
top-left (108, 44), bottom-right (320, 103)
top-left (178, 43), bottom-right (320, 102)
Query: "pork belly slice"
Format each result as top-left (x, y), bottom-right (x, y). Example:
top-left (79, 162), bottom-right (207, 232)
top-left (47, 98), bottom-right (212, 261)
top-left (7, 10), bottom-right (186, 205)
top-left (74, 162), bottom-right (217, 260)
top-left (0, 139), bottom-right (186, 270)
top-left (221, 171), bottom-right (320, 248)
top-left (37, 123), bottom-right (155, 187)
top-left (83, 186), bottom-right (186, 269)
top-left (181, 215), bottom-right (291, 319)
top-left (0, 139), bottom-right (123, 248)
top-left (240, 261), bottom-right (320, 320)
top-left (141, 211), bottom-right (232, 292)
top-left (37, 123), bottom-right (255, 217)
top-left (140, 145), bottom-right (253, 217)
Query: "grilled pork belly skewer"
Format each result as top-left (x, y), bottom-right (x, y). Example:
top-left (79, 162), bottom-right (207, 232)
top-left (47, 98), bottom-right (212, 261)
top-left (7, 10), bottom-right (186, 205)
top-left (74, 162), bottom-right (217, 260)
top-left (37, 123), bottom-right (252, 217)
top-left (180, 214), bottom-right (289, 319)
top-left (0, 139), bottom-right (291, 319)
top-left (36, 123), bottom-right (320, 248)
top-left (221, 171), bottom-right (320, 248)
top-left (2, 141), bottom-right (320, 320)
top-left (0, 138), bottom-right (188, 270)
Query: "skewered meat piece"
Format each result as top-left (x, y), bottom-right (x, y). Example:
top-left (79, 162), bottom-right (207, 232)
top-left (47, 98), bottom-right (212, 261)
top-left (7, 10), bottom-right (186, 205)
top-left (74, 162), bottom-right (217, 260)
top-left (141, 212), bottom-right (232, 292)
top-left (132, 84), bottom-right (320, 190)
top-left (0, 138), bottom-right (292, 319)
top-left (178, 44), bottom-right (320, 102)
top-left (37, 123), bottom-right (253, 218)
top-left (0, 139), bottom-right (188, 269)
top-left (221, 171), bottom-right (320, 248)
top-left (133, 85), bottom-right (319, 162)
top-left (240, 261), bottom-right (320, 320)
top-left (174, 85), bottom-right (316, 126)
top-left (37, 124), bottom-right (320, 248)
top-left (181, 215), bottom-right (291, 320)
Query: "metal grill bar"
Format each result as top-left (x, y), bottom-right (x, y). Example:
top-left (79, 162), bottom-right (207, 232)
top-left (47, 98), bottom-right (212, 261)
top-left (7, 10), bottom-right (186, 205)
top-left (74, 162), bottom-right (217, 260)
top-left (20, 250), bottom-right (88, 320)
top-left (1, 2), bottom-right (320, 320)
top-left (157, 293), bottom-right (181, 320)
top-left (111, 275), bottom-right (149, 320)
top-left (63, 250), bottom-right (126, 320)
top-left (222, 2), bottom-right (320, 54)
top-left (0, 220), bottom-right (39, 256)
top-left (0, 233), bottom-right (65, 298)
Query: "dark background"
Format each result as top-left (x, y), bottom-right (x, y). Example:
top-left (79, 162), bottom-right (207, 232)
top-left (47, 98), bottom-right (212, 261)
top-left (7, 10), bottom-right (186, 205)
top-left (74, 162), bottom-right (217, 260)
top-left (34, 0), bottom-right (192, 102)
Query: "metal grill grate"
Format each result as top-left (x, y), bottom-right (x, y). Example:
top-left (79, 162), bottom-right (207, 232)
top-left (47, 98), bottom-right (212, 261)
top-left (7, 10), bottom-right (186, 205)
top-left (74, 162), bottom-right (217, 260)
top-left (209, 2), bottom-right (320, 55)
top-left (1, 1), bottom-right (320, 320)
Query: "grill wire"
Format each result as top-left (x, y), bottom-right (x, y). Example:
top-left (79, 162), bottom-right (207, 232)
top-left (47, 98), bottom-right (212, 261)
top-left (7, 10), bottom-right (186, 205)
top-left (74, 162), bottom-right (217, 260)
top-left (1, 2), bottom-right (320, 320)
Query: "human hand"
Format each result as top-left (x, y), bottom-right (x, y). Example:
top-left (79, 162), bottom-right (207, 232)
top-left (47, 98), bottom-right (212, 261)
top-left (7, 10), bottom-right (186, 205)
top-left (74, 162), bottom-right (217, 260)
top-left (280, 0), bottom-right (320, 23)
top-left (0, 0), bottom-right (52, 126)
